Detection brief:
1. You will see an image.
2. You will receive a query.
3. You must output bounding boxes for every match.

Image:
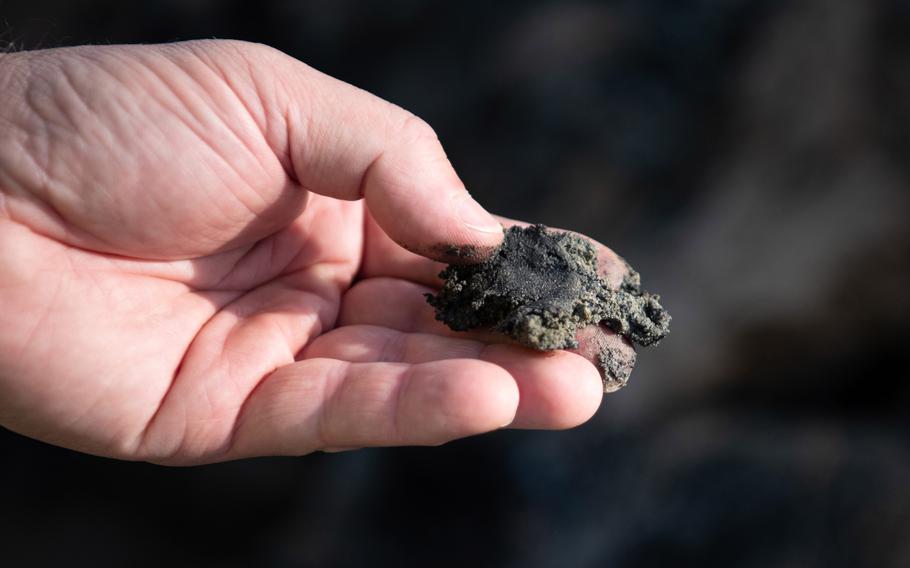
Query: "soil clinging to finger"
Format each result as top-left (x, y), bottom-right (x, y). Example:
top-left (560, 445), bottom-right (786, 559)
top-left (425, 224), bottom-right (670, 390)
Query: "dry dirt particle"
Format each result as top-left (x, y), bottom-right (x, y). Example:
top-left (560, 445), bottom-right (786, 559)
top-left (426, 224), bottom-right (671, 391)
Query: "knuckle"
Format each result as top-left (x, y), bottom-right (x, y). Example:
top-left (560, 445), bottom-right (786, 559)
top-left (397, 113), bottom-right (439, 144)
top-left (195, 38), bottom-right (280, 60)
top-left (183, 39), bottom-right (294, 77)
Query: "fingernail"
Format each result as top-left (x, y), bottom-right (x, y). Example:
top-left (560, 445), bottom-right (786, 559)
top-left (455, 193), bottom-right (502, 234)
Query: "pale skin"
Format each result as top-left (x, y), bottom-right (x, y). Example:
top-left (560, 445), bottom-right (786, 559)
top-left (0, 40), bottom-right (633, 465)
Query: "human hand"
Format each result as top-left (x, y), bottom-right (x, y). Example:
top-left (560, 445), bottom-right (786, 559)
top-left (0, 41), bottom-right (633, 464)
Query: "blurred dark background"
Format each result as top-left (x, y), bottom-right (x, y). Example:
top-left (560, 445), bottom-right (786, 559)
top-left (2, 0), bottom-right (909, 566)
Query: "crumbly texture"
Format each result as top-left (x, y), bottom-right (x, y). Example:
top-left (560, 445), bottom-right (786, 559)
top-left (426, 224), bottom-right (671, 387)
top-left (598, 346), bottom-right (636, 393)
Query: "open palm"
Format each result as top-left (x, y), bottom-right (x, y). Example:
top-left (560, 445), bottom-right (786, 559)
top-left (0, 41), bottom-right (628, 464)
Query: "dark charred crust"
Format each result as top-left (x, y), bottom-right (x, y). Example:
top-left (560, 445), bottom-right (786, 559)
top-left (426, 224), bottom-right (671, 389)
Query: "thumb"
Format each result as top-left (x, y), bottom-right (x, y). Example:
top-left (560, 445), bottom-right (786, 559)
top-left (248, 42), bottom-right (504, 260)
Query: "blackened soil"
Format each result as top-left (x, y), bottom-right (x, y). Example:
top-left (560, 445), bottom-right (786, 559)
top-left (426, 225), bottom-right (670, 385)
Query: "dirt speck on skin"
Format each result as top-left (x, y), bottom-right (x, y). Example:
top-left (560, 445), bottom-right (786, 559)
top-left (598, 346), bottom-right (636, 393)
top-left (573, 325), bottom-right (637, 392)
top-left (425, 224), bottom-right (670, 391)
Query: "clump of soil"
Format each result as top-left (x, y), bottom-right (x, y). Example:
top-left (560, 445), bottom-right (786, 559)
top-left (426, 224), bottom-right (671, 389)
